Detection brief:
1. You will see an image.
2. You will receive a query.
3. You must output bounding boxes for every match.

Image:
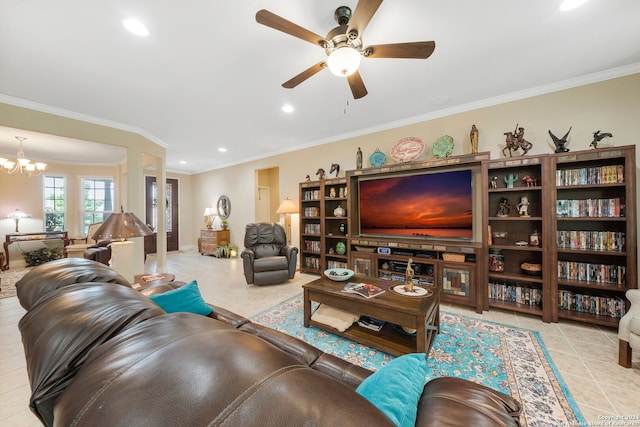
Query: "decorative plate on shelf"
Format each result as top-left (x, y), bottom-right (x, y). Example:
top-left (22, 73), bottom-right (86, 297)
top-left (433, 135), bottom-right (454, 158)
top-left (390, 137), bottom-right (424, 162)
top-left (369, 148), bottom-right (387, 167)
top-left (335, 242), bottom-right (346, 255)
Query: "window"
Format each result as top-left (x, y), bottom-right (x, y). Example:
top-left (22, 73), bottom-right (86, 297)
top-left (82, 178), bottom-right (115, 236)
top-left (43, 175), bottom-right (66, 232)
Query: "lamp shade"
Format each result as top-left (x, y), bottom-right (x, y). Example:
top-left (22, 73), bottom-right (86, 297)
top-left (92, 212), bottom-right (153, 241)
top-left (4, 209), bottom-right (30, 220)
top-left (276, 198), bottom-right (298, 214)
top-left (327, 46), bottom-right (361, 77)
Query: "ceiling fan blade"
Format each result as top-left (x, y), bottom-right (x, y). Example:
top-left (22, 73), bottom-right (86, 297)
top-left (347, 0), bottom-right (383, 38)
top-left (256, 9), bottom-right (327, 47)
top-left (347, 71), bottom-right (368, 99)
top-left (365, 41), bottom-right (436, 59)
top-left (282, 61), bottom-right (327, 89)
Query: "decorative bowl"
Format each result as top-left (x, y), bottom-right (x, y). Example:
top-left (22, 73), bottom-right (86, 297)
top-left (520, 262), bottom-right (542, 276)
top-left (324, 268), bottom-right (355, 282)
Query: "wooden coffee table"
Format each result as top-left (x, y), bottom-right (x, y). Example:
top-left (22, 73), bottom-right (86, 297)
top-left (303, 276), bottom-right (440, 358)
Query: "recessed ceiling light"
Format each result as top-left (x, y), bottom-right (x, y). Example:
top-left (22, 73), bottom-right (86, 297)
top-left (179, 160), bottom-right (187, 165)
top-left (282, 104), bottom-right (294, 113)
top-left (122, 18), bottom-right (149, 36)
top-left (559, 0), bottom-right (588, 11)
top-left (218, 148), bottom-right (227, 153)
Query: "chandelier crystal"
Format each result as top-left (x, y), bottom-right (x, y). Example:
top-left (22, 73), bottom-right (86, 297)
top-left (0, 136), bottom-right (47, 177)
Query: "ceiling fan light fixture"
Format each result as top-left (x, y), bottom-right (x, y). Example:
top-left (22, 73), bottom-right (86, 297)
top-left (327, 46), bottom-right (361, 77)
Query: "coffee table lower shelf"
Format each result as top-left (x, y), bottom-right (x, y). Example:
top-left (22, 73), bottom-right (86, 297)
top-left (308, 319), bottom-right (430, 357)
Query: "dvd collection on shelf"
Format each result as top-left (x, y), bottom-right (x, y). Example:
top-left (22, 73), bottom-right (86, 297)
top-left (556, 230), bottom-right (625, 251)
top-left (558, 290), bottom-right (626, 319)
top-left (556, 164), bottom-right (624, 186)
top-left (556, 198), bottom-right (624, 218)
top-left (557, 261), bottom-right (625, 286)
top-left (488, 282), bottom-right (542, 306)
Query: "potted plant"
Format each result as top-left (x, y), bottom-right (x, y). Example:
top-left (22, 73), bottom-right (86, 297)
top-left (221, 219), bottom-right (228, 230)
top-left (215, 243), bottom-right (238, 258)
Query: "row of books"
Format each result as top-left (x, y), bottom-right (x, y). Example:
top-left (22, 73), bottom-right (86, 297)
top-left (488, 282), bottom-right (542, 306)
top-left (303, 223), bottom-right (320, 234)
top-left (557, 261), bottom-right (625, 286)
top-left (379, 273), bottom-right (433, 286)
top-left (303, 207), bottom-right (320, 217)
top-left (556, 198), bottom-right (624, 218)
top-left (558, 290), bottom-right (626, 319)
top-left (556, 164), bottom-right (624, 186)
top-left (303, 256), bottom-right (321, 270)
top-left (327, 260), bottom-right (347, 269)
top-left (302, 189), bottom-right (321, 200)
top-left (303, 240), bottom-right (321, 252)
top-left (556, 230), bottom-right (625, 251)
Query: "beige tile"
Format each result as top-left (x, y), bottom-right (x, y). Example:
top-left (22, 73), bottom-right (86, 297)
top-left (597, 382), bottom-right (640, 414)
top-left (547, 348), bottom-right (592, 378)
top-left (561, 371), bottom-right (614, 413)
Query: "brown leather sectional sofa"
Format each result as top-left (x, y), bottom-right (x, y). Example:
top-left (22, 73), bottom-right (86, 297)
top-left (16, 258), bottom-right (522, 426)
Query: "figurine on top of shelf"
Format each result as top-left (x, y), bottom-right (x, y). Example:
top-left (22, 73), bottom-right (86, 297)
top-left (517, 196), bottom-right (530, 217)
top-left (470, 124), bottom-right (479, 154)
top-left (503, 124), bottom-right (532, 157)
top-left (504, 172), bottom-right (518, 188)
top-left (316, 168), bottom-right (326, 180)
top-left (356, 147), bottom-right (363, 169)
top-left (330, 163), bottom-right (340, 178)
top-left (497, 197), bottom-right (510, 217)
top-left (549, 127), bottom-right (571, 153)
top-left (590, 130), bottom-right (613, 149)
top-left (305, 175), bottom-right (311, 182)
top-left (522, 175), bottom-right (537, 187)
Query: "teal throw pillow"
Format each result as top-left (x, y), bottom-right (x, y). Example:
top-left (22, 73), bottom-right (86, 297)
top-left (148, 280), bottom-right (213, 316)
top-left (356, 353), bottom-right (429, 427)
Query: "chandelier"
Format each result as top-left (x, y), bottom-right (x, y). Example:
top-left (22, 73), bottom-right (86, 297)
top-left (0, 136), bottom-right (47, 177)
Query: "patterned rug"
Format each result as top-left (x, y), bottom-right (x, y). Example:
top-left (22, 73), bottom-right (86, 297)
top-left (251, 294), bottom-right (585, 427)
top-left (0, 269), bottom-right (29, 299)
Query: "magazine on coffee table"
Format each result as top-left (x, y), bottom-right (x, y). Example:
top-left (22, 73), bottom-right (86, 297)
top-left (342, 282), bottom-right (385, 299)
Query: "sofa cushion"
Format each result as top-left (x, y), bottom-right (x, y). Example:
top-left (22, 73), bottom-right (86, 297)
top-left (148, 280), bottom-right (213, 316)
top-left (253, 256), bottom-right (289, 272)
top-left (356, 353), bottom-right (429, 427)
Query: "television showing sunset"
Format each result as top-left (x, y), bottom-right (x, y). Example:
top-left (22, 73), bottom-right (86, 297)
top-left (358, 170), bottom-right (473, 239)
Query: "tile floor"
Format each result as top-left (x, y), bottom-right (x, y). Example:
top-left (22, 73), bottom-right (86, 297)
top-left (1, 250), bottom-right (638, 426)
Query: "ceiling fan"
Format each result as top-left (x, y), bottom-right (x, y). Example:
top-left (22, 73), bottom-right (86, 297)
top-left (256, 0), bottom-right (435, 99)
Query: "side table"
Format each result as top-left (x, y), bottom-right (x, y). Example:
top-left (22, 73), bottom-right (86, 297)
top-left (132, 273), bottom-right (176, 292)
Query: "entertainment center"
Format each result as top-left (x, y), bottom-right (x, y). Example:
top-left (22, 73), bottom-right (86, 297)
top-left (299, 145), bottom-right (637, 327)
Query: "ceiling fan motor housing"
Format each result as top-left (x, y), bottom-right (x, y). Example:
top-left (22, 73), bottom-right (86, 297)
top-left (334, 6), bottom-right (352, 26)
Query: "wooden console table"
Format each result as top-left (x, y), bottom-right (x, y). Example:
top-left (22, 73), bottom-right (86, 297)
top-left (303, 276), bottom-right (440, 358)
top-left (2, 231), bottom-right (69, 270)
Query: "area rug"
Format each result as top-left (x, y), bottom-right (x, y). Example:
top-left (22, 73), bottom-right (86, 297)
top-left (0, 268), bottom-right (29, 299)
top-left (251, 294), bottom-right (585, 427)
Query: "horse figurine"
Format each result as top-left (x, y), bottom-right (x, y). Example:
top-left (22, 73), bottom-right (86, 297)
top-left (522, 175), bottom-right (537, 187)
top-left (329, 163), bottom-right (340, 178)
top-left (503, 124), bottom-right (532, 157)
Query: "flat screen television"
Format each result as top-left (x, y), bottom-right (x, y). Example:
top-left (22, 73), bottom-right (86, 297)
top-left (357, 169), bottom-right (473, 240)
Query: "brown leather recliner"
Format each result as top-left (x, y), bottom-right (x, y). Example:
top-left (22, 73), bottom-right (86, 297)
top-left (241, 222), bottom-right (298, 285)
top-left (83, 240), bottom-right (112, 265)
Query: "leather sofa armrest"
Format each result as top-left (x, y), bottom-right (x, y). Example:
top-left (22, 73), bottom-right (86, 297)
top-left (207, 304), bottom-right (251, 328)
top-left (239, 322), bottom-right (323, 365)
top-left (416, 377), bottom-right (522, 427)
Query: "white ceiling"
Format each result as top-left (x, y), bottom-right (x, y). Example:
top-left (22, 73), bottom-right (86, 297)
top-left (1, 0), bottom-right (639, 174)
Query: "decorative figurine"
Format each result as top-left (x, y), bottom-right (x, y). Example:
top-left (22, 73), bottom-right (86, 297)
top-left (504, 172), bottom-right (518, 188)
top-left (316, 168), bottom-right (325, 180)
top-left (490, 176), bottom-right (498, 189)
top-left (522, 175), bottom-right (537, 187)
top-left (330, 163), bottom-right (340, 177)
top-left (549, 127), bottom-right (571, 153)
top-left (305, 175), bottom-right (311, 182)
top-left (339, 187), bottom-right (344, 198)
top-left (329, 187), bottom-right (337, 198)
top-left (517, 196), bottom-right (530, 217)
top-left (404, 258), bottom-right (415, 293)
top-left (503, 124), bottom-right (532, 157)
top-left (356, 147), bottom-right (363, 169)
top-left (470, 124), bottom-right (479, 154)
top-left (497, 198), bottom-right (510, 217)
top-left (590, 130), bottom-right (613, 149)
top-left (333, 204), bottom-right (345, 217)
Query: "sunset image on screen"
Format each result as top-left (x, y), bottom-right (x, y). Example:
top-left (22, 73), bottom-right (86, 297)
top-left (358, 170), bottom-right (473, 239)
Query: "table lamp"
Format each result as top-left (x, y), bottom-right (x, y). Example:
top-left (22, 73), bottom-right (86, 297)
top-left (92, 209), bottom-right (153, 283)
top-left (276, 198), bottom-right (298, 245)
top-left (4, 209), bottom-right (30, 233)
